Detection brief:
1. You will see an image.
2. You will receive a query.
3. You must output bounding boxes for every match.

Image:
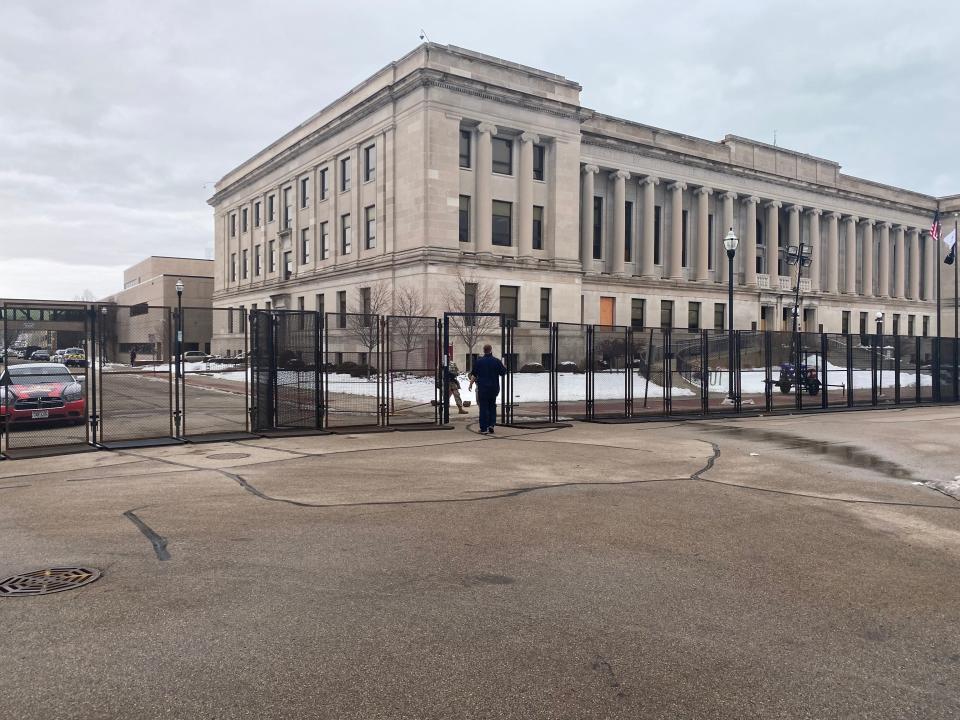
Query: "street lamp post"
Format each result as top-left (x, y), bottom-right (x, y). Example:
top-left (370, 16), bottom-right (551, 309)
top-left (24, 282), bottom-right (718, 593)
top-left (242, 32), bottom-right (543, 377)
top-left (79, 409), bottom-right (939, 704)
top-left (876, 311), bottom-right (884, 400)
top-left (175, 278), bottom-right (184, 436)
top-left (724, 228), bottom-right (739, 403)
top-left (783, 243), bottom-right (813, 408)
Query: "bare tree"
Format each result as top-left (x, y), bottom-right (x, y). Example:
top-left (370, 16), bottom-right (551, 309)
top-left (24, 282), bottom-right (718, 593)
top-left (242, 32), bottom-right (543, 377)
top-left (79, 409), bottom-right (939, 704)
top-left (73, 289), bottom-right (96, 302)
top-left (440, 271), bottom-right (499, 371)
top-left (390, 285), bottom-right (434, 374)
top-left (347, 282), bottom-right (391, 375)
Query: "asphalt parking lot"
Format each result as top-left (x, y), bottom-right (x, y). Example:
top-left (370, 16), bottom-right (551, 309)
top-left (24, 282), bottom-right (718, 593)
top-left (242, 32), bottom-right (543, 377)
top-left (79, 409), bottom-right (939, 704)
top-left (2, 407), bottom-right (960, 719)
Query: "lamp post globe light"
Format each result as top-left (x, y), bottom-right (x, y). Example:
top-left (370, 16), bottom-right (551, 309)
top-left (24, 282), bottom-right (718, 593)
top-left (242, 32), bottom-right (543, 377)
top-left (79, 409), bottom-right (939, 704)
top-left (724, 228), bottom-right (739, 403)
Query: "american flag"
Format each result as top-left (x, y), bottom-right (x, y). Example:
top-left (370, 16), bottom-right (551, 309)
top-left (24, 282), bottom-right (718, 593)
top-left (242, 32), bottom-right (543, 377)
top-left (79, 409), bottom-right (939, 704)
top-left (931, 209), bottom-right (941, 242)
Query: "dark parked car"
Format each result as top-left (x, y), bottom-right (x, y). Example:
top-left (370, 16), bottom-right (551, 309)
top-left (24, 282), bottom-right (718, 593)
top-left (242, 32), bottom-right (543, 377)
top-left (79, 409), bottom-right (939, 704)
top-left (30, 350), bottom-right (50, 362)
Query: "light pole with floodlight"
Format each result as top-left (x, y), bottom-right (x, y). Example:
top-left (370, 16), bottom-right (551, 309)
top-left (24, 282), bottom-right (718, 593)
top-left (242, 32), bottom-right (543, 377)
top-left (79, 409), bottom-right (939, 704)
top-left (724, 228), bottom-right (739, 402)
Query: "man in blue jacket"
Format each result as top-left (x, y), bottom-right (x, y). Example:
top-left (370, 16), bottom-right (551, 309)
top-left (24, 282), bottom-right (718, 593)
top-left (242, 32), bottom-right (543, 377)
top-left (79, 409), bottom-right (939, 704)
top-left (468, 344), bottom-right (507, 434)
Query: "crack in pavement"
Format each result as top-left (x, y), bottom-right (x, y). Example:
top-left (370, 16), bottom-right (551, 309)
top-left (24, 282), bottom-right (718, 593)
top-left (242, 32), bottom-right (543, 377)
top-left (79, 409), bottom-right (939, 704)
top-left (123, 508), bottom-right (171, 561)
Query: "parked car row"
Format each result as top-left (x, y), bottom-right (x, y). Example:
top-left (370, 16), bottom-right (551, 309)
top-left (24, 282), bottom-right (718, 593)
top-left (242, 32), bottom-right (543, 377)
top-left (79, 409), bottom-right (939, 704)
top-left (4, 347), bottom-right (87, 366)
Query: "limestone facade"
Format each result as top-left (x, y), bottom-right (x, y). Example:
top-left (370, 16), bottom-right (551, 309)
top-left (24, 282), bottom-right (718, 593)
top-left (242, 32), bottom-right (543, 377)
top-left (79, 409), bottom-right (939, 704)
top-left (209, 43), bottom-right (954, 356)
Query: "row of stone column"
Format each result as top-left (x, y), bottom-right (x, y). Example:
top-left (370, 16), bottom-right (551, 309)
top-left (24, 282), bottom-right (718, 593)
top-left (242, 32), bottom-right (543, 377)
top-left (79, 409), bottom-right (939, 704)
top-left (580, 165), bottom-right (935, 301)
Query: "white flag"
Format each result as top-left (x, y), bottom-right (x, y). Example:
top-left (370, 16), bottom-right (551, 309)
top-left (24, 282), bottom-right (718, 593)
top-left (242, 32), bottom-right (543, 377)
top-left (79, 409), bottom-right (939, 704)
top-left (944, 228), bottom-right (957, 250)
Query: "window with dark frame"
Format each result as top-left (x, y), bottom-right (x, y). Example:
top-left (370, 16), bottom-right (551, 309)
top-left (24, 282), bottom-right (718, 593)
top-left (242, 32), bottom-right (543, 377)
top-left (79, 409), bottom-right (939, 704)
top-left (499, 285), bottom-right (519, 324)
top-left (625, 201), bottom-right (633, 262)
top-left (364, 145), bottom-right (376, 182)
top-left (592, 196), bottom-right (603, 259)
top-left (654, 205), bottom-right (662, 264)
top-left (230, 253), bottom-right (236, 281)
top-left (688, 301), bottom-right (701, 330)
top-left (337, 290), bottom-right (347, 328)
top-left (316, 294), bottom-right (324, 315)
top-left (254, 201), bottom-right (261, 227)
top-left (908, 314), bottom-right (915, 336)
top-left (241, 208), bottom-right (248, 233)
top-left (230, 213), bottom-right (236, 237)
top-left (320, 222), bottom-right (329, 259)
top-left (268, 194), bottom-right (276, 222)
top-left (539, 288), bottom-right (551, 328)
top-left (340, 157), bottom-right (351, 191)
top-left (842, 311), bottom-right (850, 335)
top-left (459, 195), bottom-right (470, 242)
top-left (660, 300), bottom-right (673, 329)
top-left (300, 228), bottom-right (310, 264)
top-left (714, 303), bottom-right (725, 331)
top-left (532, 205), bottom-right (543, 250)
top-left (923, 315), bottom-right (930, 337)
top-left (283, 187), bottom-right (292, 229)
top-left (361, 287), bottom-right (372, 325)
top-left (492, 200), bottom-right (512, 246)
top-left (364, 205), bottom-right (376, 249)
top-left (341, 214), bottom-right (352, 254)
top-left (492, 137), bottom-right (512, 175)
top-left (631, 298), bottom-right (644, 329)
top-left (319, 168), bottom-right (328, 200)
top-left (893, 314), bottom-right (900, 336)
top-left (464, 283), bottom-right (477, 315)
top-left (268, 240), bottom-right (276, 272)
top-left (533, 144), bottom-right (545, 181)
top-left (859, 311), bottom-right (868, 340)
top-left (241, 249), bottom-right (248, 279)
top-left (283, 251), bottom-right (292, 279)
top-left (708, 213), bottom-right (714, 270)
top-left (300, 177), bottom-right (309, 208)
top-left (681, 209), bottom-right (689, 267)
top-left (459, 130), bottom-right (471, 168)
top-left (254, 244), bottom-right (261, 276)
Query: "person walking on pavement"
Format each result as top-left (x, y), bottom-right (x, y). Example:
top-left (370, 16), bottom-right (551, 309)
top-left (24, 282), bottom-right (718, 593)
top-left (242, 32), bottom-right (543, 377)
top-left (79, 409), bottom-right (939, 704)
top-left (468, 344), bottom-right (506, 434)
top-left (446, 363), bottom-right (468, 415)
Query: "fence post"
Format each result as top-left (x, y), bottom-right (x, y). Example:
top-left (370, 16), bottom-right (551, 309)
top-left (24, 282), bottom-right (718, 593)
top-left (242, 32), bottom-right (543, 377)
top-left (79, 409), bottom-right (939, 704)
top-left (820, 333), bottom-right (828, 410)
top-left (846, 334), bottom-right (854, 408)
top-left (763, 332), bottom-right (772, 412)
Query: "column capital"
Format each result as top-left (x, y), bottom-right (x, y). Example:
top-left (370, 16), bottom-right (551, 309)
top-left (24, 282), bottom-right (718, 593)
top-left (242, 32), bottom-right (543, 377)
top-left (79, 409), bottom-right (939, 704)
top-left (877, 221), bottom-right (892, 230)
top-left (519, 131), bottom-right (540, 144)
top-left (788, 204), bottom-right (803, 214)
top-left (806, 207), bottom-right (823, 217)
top-left (609, 169), bottom-right (630, 182)
top-left (641, 175), bottom-right (660, 187)
top-left (860, 218), bottom-right (875, 228)
top-left (582, 164), bottom-right (599, 175)
top-left (908, 227), bottom-right (921, 237)
top-left (668, 181), bottom-right (687, 192)
top-left (477, 122), bottom-right (498, 135)
top-left (695, 186), bottom-right (713, 197)
top-left (828, 211), bottom-right (842, 221)
top-left (845, 215), bottom-right (860, 224)
top-left (722, 191), bottom-right (738, 201)
top-left (746, 195), bottom-right (760, 205)
top-left (894, 224), bottom-right (908, 233)
top-left (764, 200), bottom-right (782, 210)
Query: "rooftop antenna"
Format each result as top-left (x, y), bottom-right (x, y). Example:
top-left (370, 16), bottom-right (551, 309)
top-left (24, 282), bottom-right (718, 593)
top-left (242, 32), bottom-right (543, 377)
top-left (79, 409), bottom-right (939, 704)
top-left (419, 28), bottom-right (430, 42)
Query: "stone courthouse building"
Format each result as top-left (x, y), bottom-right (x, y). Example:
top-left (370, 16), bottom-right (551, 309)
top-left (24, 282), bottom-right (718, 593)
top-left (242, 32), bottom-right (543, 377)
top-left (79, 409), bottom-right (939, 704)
top-left (210, 43), bottom-right (958, 350)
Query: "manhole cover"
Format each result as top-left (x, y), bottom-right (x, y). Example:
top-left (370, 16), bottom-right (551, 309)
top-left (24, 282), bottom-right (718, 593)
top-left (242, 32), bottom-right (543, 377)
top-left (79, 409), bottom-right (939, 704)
top-left (206, 452), bottom-right (250, 460)
top-left (0, 567), bottom-right (101, 597)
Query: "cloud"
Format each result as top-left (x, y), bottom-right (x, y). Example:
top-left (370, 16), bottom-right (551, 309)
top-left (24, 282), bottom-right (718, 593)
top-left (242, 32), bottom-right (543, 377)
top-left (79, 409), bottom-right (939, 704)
top-left (1, 0), bottom-right (956, 301)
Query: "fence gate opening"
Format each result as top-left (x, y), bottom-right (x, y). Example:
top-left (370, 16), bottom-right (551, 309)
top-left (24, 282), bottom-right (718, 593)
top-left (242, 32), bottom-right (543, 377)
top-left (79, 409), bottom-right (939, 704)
top-left (384, 315), bottom-right (441, 427)
top-left (324, 312), bottom-right (383, 430)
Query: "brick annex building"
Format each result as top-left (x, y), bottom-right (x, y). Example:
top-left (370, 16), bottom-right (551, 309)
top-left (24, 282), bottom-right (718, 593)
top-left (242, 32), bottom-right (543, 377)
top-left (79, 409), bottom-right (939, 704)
top-left (210, 43), bottom-right (960, 364)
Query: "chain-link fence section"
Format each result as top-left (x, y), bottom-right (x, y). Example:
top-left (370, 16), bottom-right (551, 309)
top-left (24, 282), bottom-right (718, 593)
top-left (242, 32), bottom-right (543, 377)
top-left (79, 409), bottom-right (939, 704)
top-left (324, 312), bottom-right (382, 429)
top-left (384, 315), bottom-right (439, 426)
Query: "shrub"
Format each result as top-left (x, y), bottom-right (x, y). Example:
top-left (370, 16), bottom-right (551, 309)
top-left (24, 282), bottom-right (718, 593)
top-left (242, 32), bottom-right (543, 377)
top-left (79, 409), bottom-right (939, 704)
top-left (519, 362), bottom-right (545, 373)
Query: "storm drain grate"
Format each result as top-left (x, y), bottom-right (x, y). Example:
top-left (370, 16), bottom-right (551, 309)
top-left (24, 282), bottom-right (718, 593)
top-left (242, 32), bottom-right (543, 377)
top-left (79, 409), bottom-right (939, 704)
top-left (0, 567), bottom-right (102, 597)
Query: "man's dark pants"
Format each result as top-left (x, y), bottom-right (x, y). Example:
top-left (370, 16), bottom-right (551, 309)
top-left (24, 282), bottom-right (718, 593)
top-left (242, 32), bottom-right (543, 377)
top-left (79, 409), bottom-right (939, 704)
top-left (477, 388), bottom-right (498, 431)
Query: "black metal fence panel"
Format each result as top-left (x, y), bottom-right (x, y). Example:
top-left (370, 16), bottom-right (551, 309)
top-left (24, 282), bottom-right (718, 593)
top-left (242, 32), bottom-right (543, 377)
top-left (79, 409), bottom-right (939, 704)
top-left (591, 325), bottom-right (629, 418)
top-left (384, 315), bottom-right (439, 426)
top-left (2, 305), bottom-right (91, 455)
top-left (324, 312), bottom-right (382, 428)
top-left (704, 331), bottom-right (735, 413)
top-left (555, 323), bottom-right (588, 420)
top-left (180, 307), bottom-right (250, 438)
top-left (249, 310), bottom-right (273, 431)
top-left (630, 327), bottom-right (668, 416)
top-left (505, 321), bottom-right (555, 423)
top-left (669, 330), bottom-right (704, 415)
top-left (94, 305), bottom-right (173, 445)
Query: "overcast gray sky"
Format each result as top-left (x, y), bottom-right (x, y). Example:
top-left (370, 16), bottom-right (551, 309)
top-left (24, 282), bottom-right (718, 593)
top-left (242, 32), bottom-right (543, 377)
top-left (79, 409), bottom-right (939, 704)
top-left (1, 0), bottom-right (956, 300)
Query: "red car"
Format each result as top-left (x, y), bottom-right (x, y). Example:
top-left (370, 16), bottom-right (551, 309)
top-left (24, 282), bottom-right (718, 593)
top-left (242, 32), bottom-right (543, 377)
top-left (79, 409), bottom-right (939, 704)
top-left (0, 363), bottom-right (86, 426)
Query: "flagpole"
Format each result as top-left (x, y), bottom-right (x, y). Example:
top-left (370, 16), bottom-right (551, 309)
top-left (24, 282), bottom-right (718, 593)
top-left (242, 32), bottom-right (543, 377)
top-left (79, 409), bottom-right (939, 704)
top-left (936, 225), bottom-right (942, 402)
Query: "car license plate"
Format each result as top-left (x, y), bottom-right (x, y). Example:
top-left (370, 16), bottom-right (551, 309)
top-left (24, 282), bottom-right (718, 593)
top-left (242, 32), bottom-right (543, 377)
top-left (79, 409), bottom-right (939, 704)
top-left (31, 410), bottom-right (49, 419)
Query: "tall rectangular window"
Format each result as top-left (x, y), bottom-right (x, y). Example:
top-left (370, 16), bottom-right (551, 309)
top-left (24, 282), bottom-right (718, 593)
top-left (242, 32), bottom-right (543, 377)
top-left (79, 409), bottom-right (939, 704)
top-left (267, 194), bottom-right (276, 222)
top-left (319, 168), bottom-right (328, 200)
top-left (241, 208), bottom-right (248, 233)
top-left (364, 205), bottom-right (376, 249)
top-left (230, 213), bottom-right (236, 237)
top-left (298, 296), bottom-right (305, 313)
top-left (688, 301), bottom-right (701, 330)
top-left (708, 213), bottom-right (715, 270)
top-left (283, 251), bottom-right (292, 279)
top-left (254, 245), bottom-right (261, 276)
top-left (458, 195), bottom-right (470, 243)
top-left (533, 144), bottom-right (545, 181)
top-left (459, 130), bottom-right (471, 168)
top-left (300, 177), bottom-right (310, 208)
top-left (908, 314), bottom-right (915, 336)
top-left (593, 196), bottom-right (603, 259)
top-left (268, 240), bottom-right (276, 273)
top-left (624, 201), bottom-right (634, 262)
top-left (361, 287), bottom-right (372, 323)
top-left (654, 205), bottom-right (662, 264)
top-left (893, 314), bottom-right (901, 336)
top-left (631, 298), bottom-right (644, 329)
top-left (341, 214), bottom-right (352, 255)
top-left (532, 205), bottom-right (544, 250)
top-left (228, 306), bottom-right (234, 333)
top-left (714, 303), bottom-right (725, 331)
top-left (337, 291), bottom-right (347, 328)
top-left (464, 283), bottom-right (477, 315)
top-left (492, 137), bottom-right (512, 175)
top-left (842, 310), bottom-right (850, 335)
top-left (859, 311), bottom-right (868, 338)
top-left (681, 209), bottom-right (689, 267)
top-left (363, 144), bottom-right (376, 182)
top-left (499, 285), bottom-right (519, 323)
top-left (320, 222), bottom-right (329, 259)
top-left (230, 253), bottom-right (237, 281)
top-left (316, 293), bottom-right (324, 315)
top-left (492, 200), bottom-right (512, 246)
top-left (539, 288), bottom-right (551, 328)
top-left (660, 300), bottom-right (673, 329)
top-left (923, 316), bottom-right (930, 337)
top-left (300, 228), bottom-right (310, 264)
top-left (283, 187), bottom-right (292, 229)
top-left (340, 157), bottom-right (351, 191)
top-left (254, 201), bottom-right (261, 227)
top-left (241, 249), bottom-right (248, 279)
